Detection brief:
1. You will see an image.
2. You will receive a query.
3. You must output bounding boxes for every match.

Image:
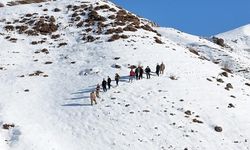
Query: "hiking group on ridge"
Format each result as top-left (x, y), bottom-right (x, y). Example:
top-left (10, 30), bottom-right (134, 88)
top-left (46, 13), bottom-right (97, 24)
top-left (90, 62), bottom-right (166, 105)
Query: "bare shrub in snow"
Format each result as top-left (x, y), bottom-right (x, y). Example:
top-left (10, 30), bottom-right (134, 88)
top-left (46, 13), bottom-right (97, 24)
top-left (2, 123), bottom-right (15, 130)
top-left (225, 83), bottom-right (233, 90)
top-left (0, 2), bottom-right (4, 7)
top-left (212, 37), bottom-right (225, 47)
top-left (108, 34), bottom-right (120, 42)
top-left (214, 126), bottom-right (223, 132)
top-left (169, 75), bottom-right (178, 80)
top-left (154, 37), bottom-right (163, 44)
top-left (192, 118), bottom-right (203, 124)
top-left (112, 64), bottom-right (121, 69)
top-left (7, 0), bottom-right (47, 6)
top-left (53, 8), bottom-right (61, 12)
top-left (228, 103), bottom-right (235, 108)
top-left (219, 72), bottom-right (228, 77)
top-left (188, 47), bottom-right (199, 56)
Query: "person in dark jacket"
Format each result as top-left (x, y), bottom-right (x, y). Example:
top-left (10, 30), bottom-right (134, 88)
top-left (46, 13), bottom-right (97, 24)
top-left (135, 67), bottom-right (139, 80)
top-left (145, 66), bottom-right (151, 79)
top-left (115, 73), bottom-right (120, 86)
top-left (156, 63), bottom-right (160, 76)
top-left (139, 66), bottom-right (144, 80)
top-left (107, 76), bottom-right (111, 89)
top-left (102, 78), bottom-right (107, 92)
top-left (96, 84), bottom-right (100, 98)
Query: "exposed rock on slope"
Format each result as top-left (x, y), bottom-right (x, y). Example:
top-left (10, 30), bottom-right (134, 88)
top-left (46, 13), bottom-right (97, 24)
top-left (2, 0), bottom-right (162, 44)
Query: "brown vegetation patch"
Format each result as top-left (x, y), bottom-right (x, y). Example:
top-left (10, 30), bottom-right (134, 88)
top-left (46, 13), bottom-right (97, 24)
top-left (212, 37), bottom-right (225, 47)
top-left (58, 42), bottom-right (67, 47)
top-left (7, 0), bottom-right (47, 6)
top-left (2, 124), bottom-right (15, 130)
top-left (188, 47), bottom-right (199, 56)
top-left (123, 25), bottom-right (137, 32)
top-left (87, 10), bottom-right (106, 22)
top-left (105, 27), bottom-right (123, 34)
top-left (108, 34), bottom-right (120, 42)
top-left (192, 118), bottom-right (203, 124)
top-left (29, 70), bottom-right (44, 76)
top-left (41, 48), bottom-right (49, 54)
top-left (154, 37), bottom-right (163, 44)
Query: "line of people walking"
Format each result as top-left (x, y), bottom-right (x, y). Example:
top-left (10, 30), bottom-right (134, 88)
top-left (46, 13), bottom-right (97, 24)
top-left (90, 62), bottom-right (166, 105)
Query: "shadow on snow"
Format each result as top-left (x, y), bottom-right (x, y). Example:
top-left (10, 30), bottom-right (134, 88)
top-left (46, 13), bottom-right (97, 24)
top-left (62, 103), bottom-right (92, 107)
top-left (62, 85), bottom-right (97, 107)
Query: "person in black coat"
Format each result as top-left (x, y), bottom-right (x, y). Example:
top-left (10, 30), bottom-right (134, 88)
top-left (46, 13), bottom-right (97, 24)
top-left (145, 66), bottom-right (151, 79)
top-left (107, 76), bottom-right (111, 89)
top-left (102, 79), bottom-right (107, 92)
top-left (135, 67), bottom-right (139, 80)
top-left (115, 73), bottom-right (120, 86)
top-left (96, 84), bottom-right (100, 98)
top-left (156, 63), bottom-right (160, 76)
top-left (139, 66), bottom-right (144, 80)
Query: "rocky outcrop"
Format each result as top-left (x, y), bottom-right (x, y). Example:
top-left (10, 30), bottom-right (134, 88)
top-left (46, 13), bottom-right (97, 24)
top-left (4, 14), bottom-right (58, 36)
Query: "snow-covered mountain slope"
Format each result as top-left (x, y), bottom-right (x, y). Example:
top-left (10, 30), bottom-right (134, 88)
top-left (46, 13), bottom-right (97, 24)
top-left (0, 0), bottom-right (11, 5)
top-left (157, 27), bottom-right (250, 79)
top-left (217, 24), bottom-right (250, 51)
top-left (0, 0), bottom-right (250, 150)
top-left (217, 25), bottom-right (250, 70)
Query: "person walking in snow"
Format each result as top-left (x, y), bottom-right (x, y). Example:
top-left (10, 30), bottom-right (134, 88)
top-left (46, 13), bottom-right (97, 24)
top-left (102, 78), bottom-right (107, 92)
top-left (156, 63), bottom-right (160, 76)
top-left (96, 84), bottom-right (100, 98)
top-left (139, 66), bottom-right (144, 80)
top-left (107, 76), bottom-right (112, 89)
top-left (115, 73), bottom-right (120, 86)
top-left (129, 69), bottom-right (136, 83)
top-left (160, 62), bottom-right (165, 74)
top-left (135, 67), bottom-right (139, 80)
top-left (145, 66), bottom-right (151, 79)
top-left (90, 91), bottom-right (97, 105)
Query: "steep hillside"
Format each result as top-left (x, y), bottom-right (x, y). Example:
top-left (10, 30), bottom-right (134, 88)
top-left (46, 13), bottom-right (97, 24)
top-left (0, 0), bottom-right (250, 150)
top-left (216, 24), bottom-right (250, 78)
top-left (157, 27), bottom-right (250, 79)
top-left (217, 24), bottom-right (250, 51)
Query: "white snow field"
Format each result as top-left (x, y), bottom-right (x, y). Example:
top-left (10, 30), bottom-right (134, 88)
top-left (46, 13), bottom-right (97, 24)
top-left (0, 0), bottom-right (250, 150)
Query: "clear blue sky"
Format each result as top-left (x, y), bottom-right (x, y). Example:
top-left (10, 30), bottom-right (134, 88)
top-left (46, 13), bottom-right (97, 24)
top-left (111, 0), bottom-right (250, 36)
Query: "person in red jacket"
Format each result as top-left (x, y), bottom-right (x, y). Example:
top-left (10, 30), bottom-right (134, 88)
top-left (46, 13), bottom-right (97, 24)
top-left (129, 69), bottom-right (136, 83)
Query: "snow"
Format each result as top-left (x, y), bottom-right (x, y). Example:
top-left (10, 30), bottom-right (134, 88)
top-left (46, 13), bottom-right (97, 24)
top-left (0, 0), bottom-right (250, 150)
top-left (218, 24), bottom-right (250, 39)
top-left (157, 27), bottom-right (250, 79)
top-left (0, 0), bottom-right (10, 5)
top-left (217, 24), bottom-right (250, 53)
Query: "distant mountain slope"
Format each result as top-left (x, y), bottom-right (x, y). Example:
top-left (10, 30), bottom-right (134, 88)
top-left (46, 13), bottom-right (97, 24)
top-left (0, 0), bottom-right (250, 150)
top-left (157, 27), bottom-right (250, 79)
top-left (217, 24), bottom-right (250, 50)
